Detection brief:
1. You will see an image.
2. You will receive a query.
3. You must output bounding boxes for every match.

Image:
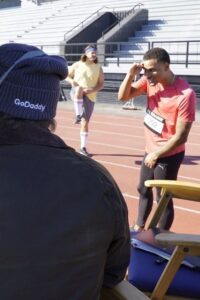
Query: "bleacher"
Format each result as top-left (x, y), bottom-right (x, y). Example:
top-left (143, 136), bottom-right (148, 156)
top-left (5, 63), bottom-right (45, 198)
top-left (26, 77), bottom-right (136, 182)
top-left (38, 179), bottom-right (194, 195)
top-left (0, 0), bottom-right (70, 52)
top-left (103, 0), bottom-right (200, 76)
top-left (0, 0), bottom-right (199, 102)
top-left (0, 0), bottom-right (136, 54)
top-left (0, 1), bottom-right (199, 49)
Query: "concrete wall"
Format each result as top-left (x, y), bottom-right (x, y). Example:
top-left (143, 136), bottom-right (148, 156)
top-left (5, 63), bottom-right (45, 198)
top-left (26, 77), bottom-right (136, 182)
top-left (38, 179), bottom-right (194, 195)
top-left (61, 12), bottom-right (117, 64)
top-left (0, 0), bottom-right (21, 9)
top-left (33, 0), bottom-right (60, 4)
top-left (97, 9), bottom-right (148, 64)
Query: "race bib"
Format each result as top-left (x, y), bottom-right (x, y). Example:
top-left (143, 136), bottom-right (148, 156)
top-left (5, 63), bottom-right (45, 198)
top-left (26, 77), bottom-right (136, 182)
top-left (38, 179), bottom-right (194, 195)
top-left (144, 108), bottom-right (165, 135)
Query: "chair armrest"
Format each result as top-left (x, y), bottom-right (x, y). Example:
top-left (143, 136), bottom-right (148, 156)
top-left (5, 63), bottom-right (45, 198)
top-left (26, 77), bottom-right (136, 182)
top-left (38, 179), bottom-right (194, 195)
top-left (100, 280), bottom-right (150, 300)
top-left (145, 180), bottom-right (200, 201)
top-left (151, 233), bottom-right (200, 299)
top-left (156, 233), bottom-right (200, 247)
top-left (155, 233), bottom-right (200, 256)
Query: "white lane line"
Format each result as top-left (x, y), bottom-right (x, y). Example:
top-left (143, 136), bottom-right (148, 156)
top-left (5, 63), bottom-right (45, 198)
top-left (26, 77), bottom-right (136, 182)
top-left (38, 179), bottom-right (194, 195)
top-left (57, 116), bottom-right (200, 134)
top-left (59, 137), bottom-right (200, 182)
top-left (60, 137), bottom-right (200, 182)
top-left (178, 175), bottom-right (200, 181)
top-left (58, 124), bottom-right (200, 143)
top-left (61, 136), bottom-right (200, 157)
top-left (58, 121), bottom-right (143, 129)
top-left (122, 193), bottom-right (200, 214)
top-left (96, 159), bottom-right (140, 170)
top-left (61, 137), bottom-right (145, 152)
top-left (58, 125), bottom-right (144, 139)
top-left (57, 112), bottom-right (200, 129)
top-left (96, 159), bottom-right (200, 183)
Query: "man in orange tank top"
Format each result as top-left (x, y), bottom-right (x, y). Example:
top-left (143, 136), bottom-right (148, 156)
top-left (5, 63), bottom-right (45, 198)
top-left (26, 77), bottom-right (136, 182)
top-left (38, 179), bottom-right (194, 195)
top-left (118, 47), bottom-right (196, 231)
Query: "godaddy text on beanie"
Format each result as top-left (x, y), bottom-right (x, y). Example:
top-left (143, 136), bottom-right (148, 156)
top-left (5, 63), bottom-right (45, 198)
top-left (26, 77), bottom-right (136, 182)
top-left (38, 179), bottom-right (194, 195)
top-left (14, 98), bottom-right (46, 112)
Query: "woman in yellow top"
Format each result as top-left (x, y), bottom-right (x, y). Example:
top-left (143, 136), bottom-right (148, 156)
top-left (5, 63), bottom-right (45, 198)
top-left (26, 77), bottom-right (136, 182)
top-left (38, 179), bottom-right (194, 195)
top-left (66, 44), bottom-right (104, 157)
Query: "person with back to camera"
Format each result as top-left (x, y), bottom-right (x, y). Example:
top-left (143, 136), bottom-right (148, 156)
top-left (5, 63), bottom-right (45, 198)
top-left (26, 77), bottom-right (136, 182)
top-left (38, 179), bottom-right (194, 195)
top-left (66, 44), bottom-right (104, 157)
top-left (0, 43), bottom-right (130, 300)
top-left (118, 47), bottom-right (196, 232)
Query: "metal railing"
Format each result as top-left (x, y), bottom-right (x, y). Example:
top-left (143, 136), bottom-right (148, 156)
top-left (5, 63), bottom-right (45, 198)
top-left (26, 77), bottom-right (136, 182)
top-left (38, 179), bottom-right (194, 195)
top-left (64, 6), bottom-right (111, 40)
top-left (101, 3), bottom-right (143, 38)
top-left (151, 40), bottom-right (200, 68)
top-left (31, 0), bottom-right (60, 4)
top-left (63, 40), bottom-right (200, 68)
top-left (64, 3), bottom-right (143, 41)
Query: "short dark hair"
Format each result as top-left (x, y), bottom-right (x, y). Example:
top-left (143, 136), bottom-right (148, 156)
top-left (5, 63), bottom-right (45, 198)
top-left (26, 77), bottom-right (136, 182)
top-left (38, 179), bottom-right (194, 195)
top-left (143, 47), bottom-right (170, 64)
top-left (0, 111), bottom-right (56, 132)
top-left (80, 44), bottom-right (98, 63)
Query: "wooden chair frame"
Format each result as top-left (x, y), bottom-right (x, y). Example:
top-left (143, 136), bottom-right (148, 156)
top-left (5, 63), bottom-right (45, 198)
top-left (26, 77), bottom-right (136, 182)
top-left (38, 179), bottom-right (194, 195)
top-left (144, 179), bottom-right (200, 300)
top-left (99, 180), bottom-right (200, 300)
top-left (100, 280), bottom-right (150, 300)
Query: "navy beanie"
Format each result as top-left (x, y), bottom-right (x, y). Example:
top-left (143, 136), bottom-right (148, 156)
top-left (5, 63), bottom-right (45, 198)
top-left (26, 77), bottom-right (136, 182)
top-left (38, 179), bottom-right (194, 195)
top-left (0, 43), bottom-right (68, 120)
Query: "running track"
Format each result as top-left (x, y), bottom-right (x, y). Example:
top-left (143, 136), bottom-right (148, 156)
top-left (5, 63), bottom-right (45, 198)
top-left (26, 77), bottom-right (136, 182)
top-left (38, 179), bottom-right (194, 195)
top-left (55, 102), bottom-right (200, 235)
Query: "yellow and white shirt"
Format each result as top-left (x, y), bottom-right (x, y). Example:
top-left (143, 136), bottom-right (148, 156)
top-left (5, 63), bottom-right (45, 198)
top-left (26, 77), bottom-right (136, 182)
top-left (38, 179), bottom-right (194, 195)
top-left (73, 61), bottom-right (101, 102)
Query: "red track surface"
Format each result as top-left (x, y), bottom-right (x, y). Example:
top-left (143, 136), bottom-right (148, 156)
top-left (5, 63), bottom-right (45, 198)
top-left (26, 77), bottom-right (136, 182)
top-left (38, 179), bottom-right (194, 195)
top-left (56, 102), bottom-right (200, 235)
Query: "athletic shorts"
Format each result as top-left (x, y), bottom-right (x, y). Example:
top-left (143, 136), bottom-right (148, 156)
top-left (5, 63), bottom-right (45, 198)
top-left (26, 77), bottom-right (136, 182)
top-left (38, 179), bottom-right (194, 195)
top-left (82, 95), bottom-right (95, 121)
top-left (70, 87), bottom-right (94, 121)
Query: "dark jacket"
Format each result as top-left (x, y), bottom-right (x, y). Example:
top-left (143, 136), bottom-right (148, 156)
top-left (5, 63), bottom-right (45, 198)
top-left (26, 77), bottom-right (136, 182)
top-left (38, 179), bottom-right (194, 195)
top-left (0, 123), bottom-right (130, 300)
